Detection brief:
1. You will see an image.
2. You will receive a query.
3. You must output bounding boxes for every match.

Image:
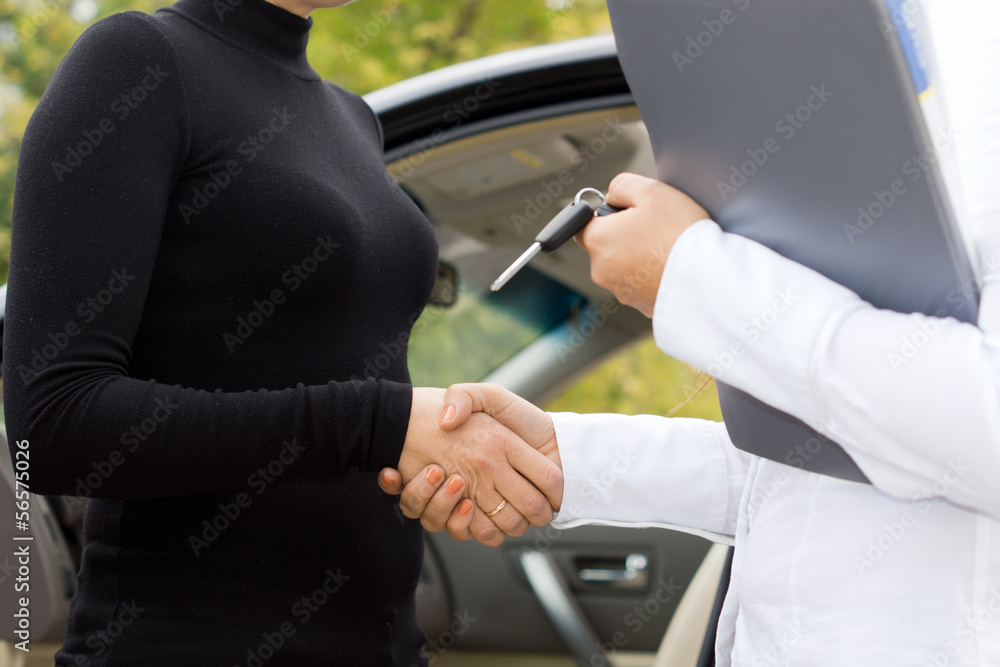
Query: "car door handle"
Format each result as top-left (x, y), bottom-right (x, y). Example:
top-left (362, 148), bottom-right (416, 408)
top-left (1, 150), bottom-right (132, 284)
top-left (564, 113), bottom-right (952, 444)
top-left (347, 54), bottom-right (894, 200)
top-left (576, 553), bottom-right (650, 589)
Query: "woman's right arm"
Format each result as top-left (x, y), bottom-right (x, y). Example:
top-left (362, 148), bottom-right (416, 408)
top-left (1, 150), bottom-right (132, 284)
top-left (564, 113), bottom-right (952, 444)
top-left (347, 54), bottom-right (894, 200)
top-left (4, 13), bottom-right (561, 509)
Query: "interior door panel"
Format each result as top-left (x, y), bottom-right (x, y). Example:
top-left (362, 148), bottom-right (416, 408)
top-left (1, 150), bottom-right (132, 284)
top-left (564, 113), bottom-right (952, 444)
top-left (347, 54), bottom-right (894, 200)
top-left (421, 526), bottom-right (713, 655)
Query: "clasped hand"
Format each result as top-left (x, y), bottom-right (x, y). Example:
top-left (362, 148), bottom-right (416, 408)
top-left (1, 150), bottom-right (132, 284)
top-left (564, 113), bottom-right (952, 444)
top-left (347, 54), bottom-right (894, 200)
top-left (385, 173), bottom-right (708, 545)
top-left (387, 384), bottom-right (559, 546)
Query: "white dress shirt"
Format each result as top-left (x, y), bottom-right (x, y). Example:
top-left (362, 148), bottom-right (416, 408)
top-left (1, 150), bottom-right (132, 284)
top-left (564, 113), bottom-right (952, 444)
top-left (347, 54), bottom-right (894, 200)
top-left (550, 2), bottom-right (1000, 664)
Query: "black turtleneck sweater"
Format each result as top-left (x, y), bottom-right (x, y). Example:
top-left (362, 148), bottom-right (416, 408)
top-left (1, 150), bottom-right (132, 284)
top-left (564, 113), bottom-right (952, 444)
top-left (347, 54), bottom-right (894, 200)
top-left (5, 0), bottom-right (438, 663)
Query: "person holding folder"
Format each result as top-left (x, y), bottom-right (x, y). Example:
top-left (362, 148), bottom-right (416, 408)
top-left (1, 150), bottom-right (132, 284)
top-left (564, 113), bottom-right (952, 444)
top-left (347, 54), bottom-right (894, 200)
top-left (380, 1), bottom-right (1000, 663)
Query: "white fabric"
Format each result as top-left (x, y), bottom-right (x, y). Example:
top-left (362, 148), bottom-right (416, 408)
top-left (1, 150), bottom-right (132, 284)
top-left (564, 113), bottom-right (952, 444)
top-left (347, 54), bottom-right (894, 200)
top-left (550, 2), bottom-right (1000, 665)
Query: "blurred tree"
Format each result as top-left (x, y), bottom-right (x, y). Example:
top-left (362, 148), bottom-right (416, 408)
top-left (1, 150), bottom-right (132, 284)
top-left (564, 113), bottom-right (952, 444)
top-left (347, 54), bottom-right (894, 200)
top-left (545, 337), bottom-right (723, 421)
top-left (0, 0), bottom-right (611, 283)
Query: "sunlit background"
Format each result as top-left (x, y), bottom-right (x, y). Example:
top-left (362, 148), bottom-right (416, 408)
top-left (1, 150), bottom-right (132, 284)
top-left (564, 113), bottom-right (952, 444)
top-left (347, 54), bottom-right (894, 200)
top-left (0, 0), bottom-right (721, 419)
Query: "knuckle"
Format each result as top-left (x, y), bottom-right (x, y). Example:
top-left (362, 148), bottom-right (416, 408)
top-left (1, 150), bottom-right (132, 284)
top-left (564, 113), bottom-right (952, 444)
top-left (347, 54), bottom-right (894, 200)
top-left (472, 523), bottom-right (501, 546)
top-left (499, 512), bottom-right (525, 535)
top-left (507, 517), bottom-right (529, 537)
top-left (449, 526), bottom-right (472, 541)
top-left (399, 501), bottom-right (420, 520)
top-left (471, 451), bottom-right (496, 474)
top-left (523, 493), bottom-right (549, 520)
top-left (541, 465), bottom-right (563, 496)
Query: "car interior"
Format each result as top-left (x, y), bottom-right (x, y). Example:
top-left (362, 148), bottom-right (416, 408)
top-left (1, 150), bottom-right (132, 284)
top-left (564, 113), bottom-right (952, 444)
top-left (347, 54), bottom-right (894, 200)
top-left (0, 39), bottom-right (732, 667)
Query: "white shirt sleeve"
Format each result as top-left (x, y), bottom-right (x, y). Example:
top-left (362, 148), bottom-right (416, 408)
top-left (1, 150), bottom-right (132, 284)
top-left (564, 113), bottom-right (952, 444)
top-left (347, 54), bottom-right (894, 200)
top-left (549, 412), bottom-right (750, 544)
top-left (650, 0), bottom-right (1000, 518)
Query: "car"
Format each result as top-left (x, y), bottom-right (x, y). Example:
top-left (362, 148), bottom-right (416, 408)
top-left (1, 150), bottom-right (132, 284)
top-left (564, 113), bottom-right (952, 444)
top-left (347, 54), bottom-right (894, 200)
top-left (0, 35), bottom-right (729, 667)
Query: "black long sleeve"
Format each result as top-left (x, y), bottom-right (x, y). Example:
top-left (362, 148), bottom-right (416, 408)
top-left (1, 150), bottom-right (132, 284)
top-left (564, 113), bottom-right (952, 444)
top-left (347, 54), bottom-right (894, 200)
top-left (6, 6), bottom-right (437, 500)
top-left (4, 1), bottom-right (437, 663)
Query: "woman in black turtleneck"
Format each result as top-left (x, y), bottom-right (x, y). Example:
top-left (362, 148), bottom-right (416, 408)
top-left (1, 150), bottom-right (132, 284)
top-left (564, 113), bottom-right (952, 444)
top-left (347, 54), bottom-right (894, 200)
top-left (4, 0), bottom-right (562, 664)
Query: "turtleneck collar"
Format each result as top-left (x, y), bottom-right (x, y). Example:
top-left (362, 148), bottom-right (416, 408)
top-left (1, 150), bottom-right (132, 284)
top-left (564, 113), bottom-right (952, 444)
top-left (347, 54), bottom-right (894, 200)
top-left (160, 0), bottom-right (319, 81)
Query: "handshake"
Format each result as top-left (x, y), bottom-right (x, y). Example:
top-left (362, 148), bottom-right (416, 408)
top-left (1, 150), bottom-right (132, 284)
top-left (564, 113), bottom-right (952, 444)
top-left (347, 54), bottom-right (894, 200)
top-left (381, 384), bottom-right (562, 547)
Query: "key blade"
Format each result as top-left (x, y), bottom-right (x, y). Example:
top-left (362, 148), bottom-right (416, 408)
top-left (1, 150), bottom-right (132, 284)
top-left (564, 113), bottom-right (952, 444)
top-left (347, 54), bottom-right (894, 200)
top-left (490, 242), bottom-right (541, 292)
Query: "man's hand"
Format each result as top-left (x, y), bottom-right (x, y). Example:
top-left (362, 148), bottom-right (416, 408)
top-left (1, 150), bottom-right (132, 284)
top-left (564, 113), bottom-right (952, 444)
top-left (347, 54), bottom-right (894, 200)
top-left (576, 172), bottom-right (710, 317)
top-left (381, 384), bottom-right (560, 546)
top-left (392, 387), bottom-right (562, 546)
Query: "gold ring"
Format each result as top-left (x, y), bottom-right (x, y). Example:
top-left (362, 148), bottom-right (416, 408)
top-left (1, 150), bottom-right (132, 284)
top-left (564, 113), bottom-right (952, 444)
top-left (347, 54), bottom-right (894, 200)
top-left (485, 499), bottom-right (507, 517)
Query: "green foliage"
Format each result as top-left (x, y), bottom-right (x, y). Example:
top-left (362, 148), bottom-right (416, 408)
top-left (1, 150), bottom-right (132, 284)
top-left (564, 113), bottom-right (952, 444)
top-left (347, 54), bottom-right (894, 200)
top-left (0, 0), bottom-right (612, 284)
top-left (2, 0), bottom-right (706, 425)
top-left (545, 336), bottom-right (723, 420)
top-left (309, 0), bottom-right (611, 93)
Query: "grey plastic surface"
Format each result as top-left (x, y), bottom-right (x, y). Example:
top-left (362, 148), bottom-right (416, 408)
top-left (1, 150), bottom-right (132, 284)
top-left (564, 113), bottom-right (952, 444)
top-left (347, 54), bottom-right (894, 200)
top-left (607, 0), bottom-right (978, 483)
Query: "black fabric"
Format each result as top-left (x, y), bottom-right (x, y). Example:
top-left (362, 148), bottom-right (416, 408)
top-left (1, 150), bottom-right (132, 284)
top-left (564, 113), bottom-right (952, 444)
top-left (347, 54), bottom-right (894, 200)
top-left (5, 0), bottom-right (438, 663)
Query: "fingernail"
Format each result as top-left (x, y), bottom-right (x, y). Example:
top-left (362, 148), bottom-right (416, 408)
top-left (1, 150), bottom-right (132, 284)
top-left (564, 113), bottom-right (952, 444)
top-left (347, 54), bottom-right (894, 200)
top-left (425, 467), bottom-right (443, 485)
top-left (380, 470), bottom-right (391, 485)
top-left (458, 499), bottom-right (473, 516)
top-left (446, 476), bottom-right (464, 495)
top-left (440, 405), bottom-right (457, 423)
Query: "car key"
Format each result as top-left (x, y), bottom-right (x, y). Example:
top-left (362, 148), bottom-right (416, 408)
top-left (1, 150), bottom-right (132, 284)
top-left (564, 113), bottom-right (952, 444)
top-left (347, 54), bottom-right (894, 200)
top-left (490, 188), bottom-right (624, 292)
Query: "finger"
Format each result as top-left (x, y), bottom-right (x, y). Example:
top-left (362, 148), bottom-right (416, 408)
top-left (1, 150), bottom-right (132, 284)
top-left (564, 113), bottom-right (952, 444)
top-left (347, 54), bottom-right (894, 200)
top-left (493, 472), bottom-right (552, 529)
top-left (419, 474), bottom-right (469, 533)
top-left (606, 171), bottom-right (657, 209)
top-left (574, 212), bottom-right (611, 252)
top-left (378, 468), bottom-right (403, 495)
top-left (444, 499), bottom-right (475, 541)
top-left (398, 465), bottom-right (446, 519)
top-left (468, 508), bottom-right (506, 547)
top-left (442, 383), bottom-right (552, 448)
top-left (505, 439), bottom-right (564, 512)
top-left (439, 383), bottom-right (488, 432)
top-left (440, 382), bottom-right (519, 432)
top-left (473, 482), bottom-right (530, 537)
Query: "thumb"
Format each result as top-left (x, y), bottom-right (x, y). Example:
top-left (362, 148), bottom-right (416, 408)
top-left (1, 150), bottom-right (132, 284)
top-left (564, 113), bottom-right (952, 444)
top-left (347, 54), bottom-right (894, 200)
top-left (439, 382), bottom-right (515, 432)
top-left (440, 383), bottom-right (554, 453)
top-left (378, 468), bottom-right (403, 495)
top-left (606, 171), bottom-right (657, 209)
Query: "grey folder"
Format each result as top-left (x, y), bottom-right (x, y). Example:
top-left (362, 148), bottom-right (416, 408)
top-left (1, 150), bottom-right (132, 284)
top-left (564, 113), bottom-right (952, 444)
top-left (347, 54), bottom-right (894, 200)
top-left (606, 0), bottom-right (979, 483)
